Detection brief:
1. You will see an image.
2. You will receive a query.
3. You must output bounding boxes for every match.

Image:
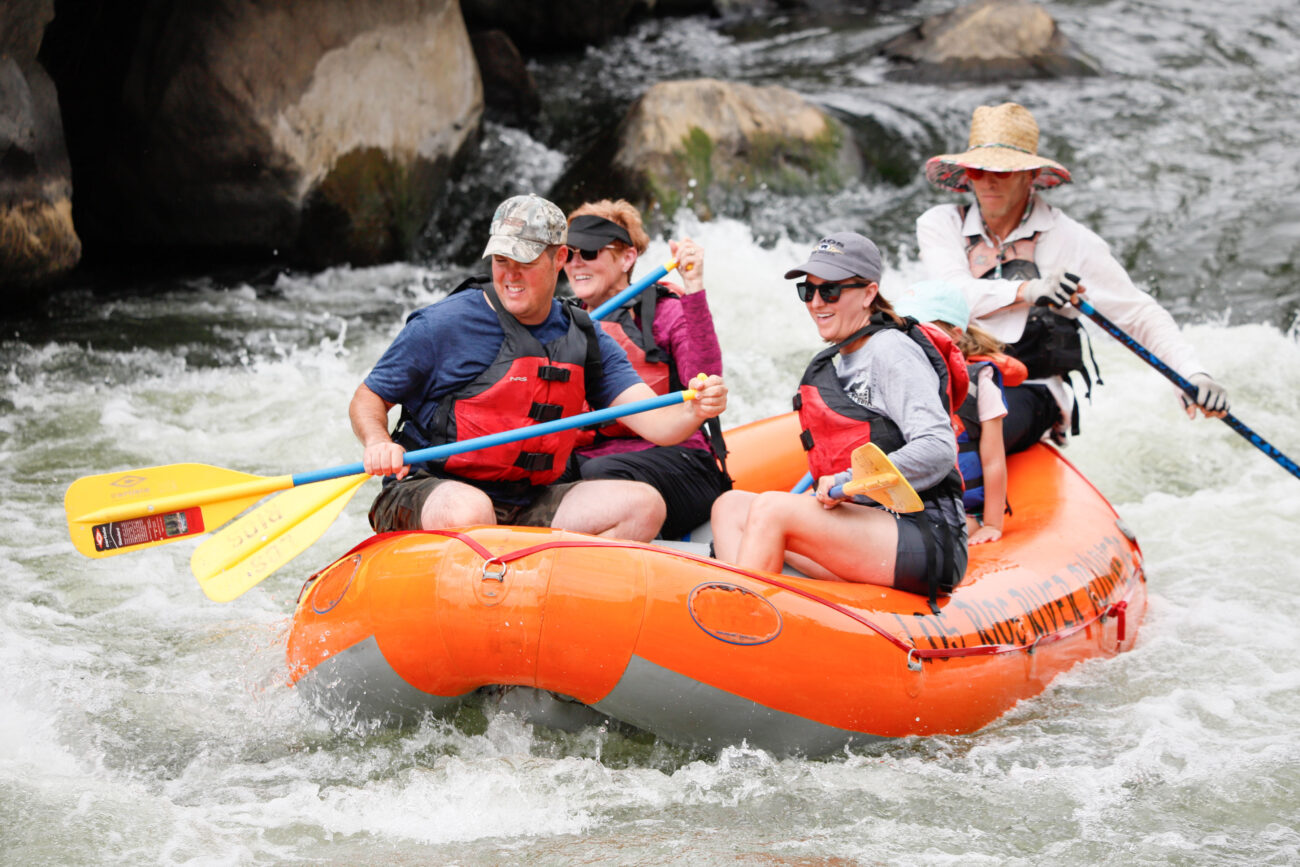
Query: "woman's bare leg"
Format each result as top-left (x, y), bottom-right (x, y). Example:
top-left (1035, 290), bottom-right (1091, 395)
top-left (709, 489), bottom-right (757, 562)
top-left (735, 492), bottom-right (899, 585)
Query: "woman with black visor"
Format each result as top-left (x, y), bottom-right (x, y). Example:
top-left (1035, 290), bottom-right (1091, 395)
top-left (560, 199), bottom-right (731, 540)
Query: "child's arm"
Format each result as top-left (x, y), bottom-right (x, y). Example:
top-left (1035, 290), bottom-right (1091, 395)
top-left (970, 416), bottom-right (1007, 544)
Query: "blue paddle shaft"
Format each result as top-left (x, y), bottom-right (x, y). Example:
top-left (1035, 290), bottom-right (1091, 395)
top-left (1076, 299), bottom-right (1300, 480)
top-left (590, 263), bottom-right (672, 320)
top-left (291, 389), bottom-right (692, 486)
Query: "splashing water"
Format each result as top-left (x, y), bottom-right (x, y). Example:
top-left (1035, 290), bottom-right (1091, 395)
top-left (4, 0), bottom-right (1300, 861)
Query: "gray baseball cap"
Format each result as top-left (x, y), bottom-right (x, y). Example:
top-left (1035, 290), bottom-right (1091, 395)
top-left (481, 194), bottom-right (568, 263)
top-left (783, 233), bottom-right (882, 282)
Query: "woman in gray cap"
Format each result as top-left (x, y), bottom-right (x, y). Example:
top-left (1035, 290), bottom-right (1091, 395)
top-left (710, 232), bottom-right (968, 605)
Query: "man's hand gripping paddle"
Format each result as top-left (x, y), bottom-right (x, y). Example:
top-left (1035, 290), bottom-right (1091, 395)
top-left (189, 387), bottom-right (701, 601)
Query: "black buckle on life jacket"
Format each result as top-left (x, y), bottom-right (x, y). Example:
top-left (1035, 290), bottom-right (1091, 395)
top-left (514, 452), bottom-right (554, 472)
top-left (528, 402), bottom-right (564, 422)
top-left (537, 365), bottom-right (570, 382)
top-left (792, 393), bottom-right (803, 411)
top-left (799, 429), bottom-right (815, 451)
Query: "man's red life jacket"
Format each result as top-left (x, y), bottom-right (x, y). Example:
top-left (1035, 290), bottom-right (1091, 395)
top-left (402, 282), bottom-right (601, 487)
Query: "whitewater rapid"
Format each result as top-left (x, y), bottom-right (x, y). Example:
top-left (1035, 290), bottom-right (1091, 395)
top-left (3, 213), bottom-right (1298, 864)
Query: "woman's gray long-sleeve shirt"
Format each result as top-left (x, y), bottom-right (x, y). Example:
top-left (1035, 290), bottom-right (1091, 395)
top-left (829, 329), bottom-right (957, 493)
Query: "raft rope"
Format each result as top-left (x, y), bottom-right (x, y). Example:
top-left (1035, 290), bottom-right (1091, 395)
top-left (352, 530), bottom-right (1135, 668)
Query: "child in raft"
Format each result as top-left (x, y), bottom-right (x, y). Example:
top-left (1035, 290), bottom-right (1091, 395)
top-left (894, 280), bottom-right (1026, 544)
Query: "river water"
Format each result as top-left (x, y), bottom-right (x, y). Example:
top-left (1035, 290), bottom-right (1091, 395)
top-left (4, 0), bottom-right (1300, 863)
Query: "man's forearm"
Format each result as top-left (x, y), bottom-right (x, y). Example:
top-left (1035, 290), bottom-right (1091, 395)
top-left (349, 384), bottom-right (396, 447)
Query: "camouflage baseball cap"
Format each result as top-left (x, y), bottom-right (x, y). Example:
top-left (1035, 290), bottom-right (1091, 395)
top-left (481, 194), bottom-right (568, 263)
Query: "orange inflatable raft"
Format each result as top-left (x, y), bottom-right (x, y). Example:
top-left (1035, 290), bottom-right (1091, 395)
top-left (286, 413), bottom-right (1146, 756)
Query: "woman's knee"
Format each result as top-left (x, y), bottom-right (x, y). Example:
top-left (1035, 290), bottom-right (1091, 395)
top-left (743, 491), bottom-right (796, 531)
top-left (627, 481), bottom-right (667, 524)
top-left (710, 489), bottom-right (753, 526)
top-left (559, 479), bottom-right (665, 537)
top-left (612, 481), bottom-right (666, 540)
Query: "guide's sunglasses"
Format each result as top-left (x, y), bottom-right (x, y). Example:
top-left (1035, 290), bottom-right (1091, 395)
top-left (795, 280), bottom-right (870, 303)
top-left (963, 167), bottom-right (1016, 181)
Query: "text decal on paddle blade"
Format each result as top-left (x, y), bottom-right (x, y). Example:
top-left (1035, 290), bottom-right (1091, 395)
top-left (92, 507), bottom-right (206, 552)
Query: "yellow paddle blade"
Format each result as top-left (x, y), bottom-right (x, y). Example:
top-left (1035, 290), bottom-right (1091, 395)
top-left (64, 463), bottom-right (289, 559)
top-left (845, 444), bottom-right (923, 513)
top-left (191, 473), bottom-right (370, 602)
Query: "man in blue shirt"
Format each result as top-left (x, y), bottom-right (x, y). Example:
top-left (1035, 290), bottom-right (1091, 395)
top-left (349, 194), bottom-right (728, 541)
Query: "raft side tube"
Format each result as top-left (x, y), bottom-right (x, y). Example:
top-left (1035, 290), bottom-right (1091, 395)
top-left (593, 654), bottom-right (881, 757)
top-left (285, 538), bottom-right (413, 686)
top-left (722, 411), bottom-right (806, 493)
top-left (295, 634), bottom-right (472, 724)
top-left (531, 543), bottom-right (651, 703)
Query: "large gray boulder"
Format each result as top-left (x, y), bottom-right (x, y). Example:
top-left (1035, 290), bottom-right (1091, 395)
top-left (0, 0), bottom-right (81, 294)
top-left (881, 0), bottom-right (1098, 82)
top-left (42, 0), bottom-right (482, 268)
top-left (556, 79), bottom-right (864, 222)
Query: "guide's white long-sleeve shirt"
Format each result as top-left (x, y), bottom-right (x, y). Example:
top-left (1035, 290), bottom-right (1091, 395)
top-left (916, 196), bottom-right (1207, 431)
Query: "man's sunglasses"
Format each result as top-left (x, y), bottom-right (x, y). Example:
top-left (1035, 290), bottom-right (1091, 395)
top-left (795, 280), bottom-right (870, 303)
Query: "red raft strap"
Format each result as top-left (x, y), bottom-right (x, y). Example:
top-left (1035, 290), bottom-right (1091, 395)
top-left (421, 530), bottom-right (1136, 664)
top-left (1109, 600), bottom-right (1128, 643)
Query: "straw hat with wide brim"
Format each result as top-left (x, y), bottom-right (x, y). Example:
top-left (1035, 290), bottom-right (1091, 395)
top-left (924, 102), bottom-right (1071, 193)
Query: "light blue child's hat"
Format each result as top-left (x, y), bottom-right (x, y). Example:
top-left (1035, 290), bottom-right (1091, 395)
top-left (892, 280), bottom-right (971, 330)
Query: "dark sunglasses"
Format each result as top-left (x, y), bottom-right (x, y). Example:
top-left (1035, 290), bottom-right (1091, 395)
top-left (795, 280), bottom-right (870, 303)
top-left (570, 244), bottom-right (616, 261)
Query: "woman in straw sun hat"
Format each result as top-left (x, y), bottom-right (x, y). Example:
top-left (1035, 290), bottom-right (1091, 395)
top-left (915, 102), bottom-right (1229, 454)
